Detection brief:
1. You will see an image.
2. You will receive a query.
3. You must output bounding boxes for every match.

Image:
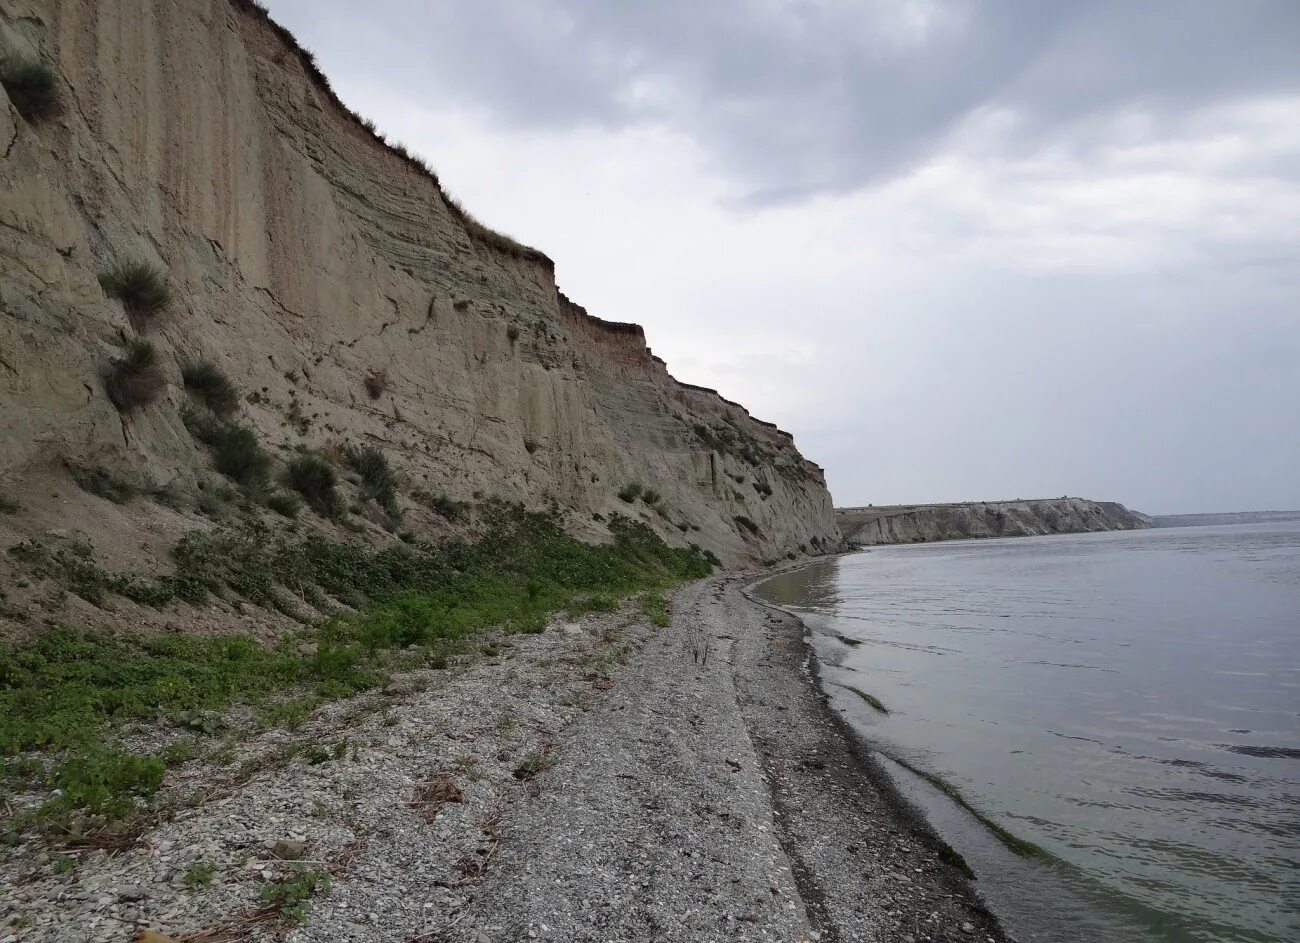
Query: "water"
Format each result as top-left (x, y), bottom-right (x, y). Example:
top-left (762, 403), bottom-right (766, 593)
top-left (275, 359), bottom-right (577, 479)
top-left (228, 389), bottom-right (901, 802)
top-left (755, 522), bottom-right (1300, 943)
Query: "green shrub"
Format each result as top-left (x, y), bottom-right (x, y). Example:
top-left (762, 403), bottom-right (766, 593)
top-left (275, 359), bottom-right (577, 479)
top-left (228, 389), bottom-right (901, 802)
top-left (507, 325), bottom-right (521, 344)
top-left (260, 869), bottom-right (331, 923)
top-left (285, 454), bottom-right (339, 516)
top-left (618, 482), bottom-right (643, 503)
top-left (345, 444), bottom-right (398, 516)
top-left (641, 488), bottom-right (661, 505)
top-left (181, 359), bottom-right (240, 417)
top-left (568, 593), bottom-right (618, 617)
top-left (105, 337), bottom-right (166, 411)
top-left (641, 592), bottom-right (670, 627)
top-left (99, 260), bottom-right (171, 323)
top-left (0, 55), bottom-right (59, 122)
top-left (411, 489), bottom-right (467, 520)
top-left (183, 404), bottom-right (271, 487)
top-left (264, 490), bottom-right (301, 518)
top-left (72, 466), bottom-right (140, 504)
top-left (734, 515), bottom-right (761, 537)
top-left (184, 859), bottom-right (217, 889)
top-left (40, 747), bottom-right (165, 824)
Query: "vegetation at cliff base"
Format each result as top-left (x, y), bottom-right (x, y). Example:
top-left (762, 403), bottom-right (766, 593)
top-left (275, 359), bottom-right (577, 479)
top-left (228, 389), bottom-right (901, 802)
top-left (0, 505), bottom-right (711, 840)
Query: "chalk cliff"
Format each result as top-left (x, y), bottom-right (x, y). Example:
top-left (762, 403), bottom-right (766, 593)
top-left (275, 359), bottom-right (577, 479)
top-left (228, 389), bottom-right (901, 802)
top-left (0, 0), bottom-right (839, 635)
top-left (837, 498), bottom-right (1146, 546)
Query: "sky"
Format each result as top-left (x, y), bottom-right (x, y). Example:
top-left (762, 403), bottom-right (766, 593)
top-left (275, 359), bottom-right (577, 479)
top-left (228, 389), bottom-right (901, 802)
top-left (262, 0), bottom-right (1300, 515)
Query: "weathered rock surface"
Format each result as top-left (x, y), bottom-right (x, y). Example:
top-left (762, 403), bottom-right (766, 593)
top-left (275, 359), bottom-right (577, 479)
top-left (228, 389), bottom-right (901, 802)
top-left (837, 497), bottom-right (1146, 546)
top-left (0, 0), bottom-right (838, 603)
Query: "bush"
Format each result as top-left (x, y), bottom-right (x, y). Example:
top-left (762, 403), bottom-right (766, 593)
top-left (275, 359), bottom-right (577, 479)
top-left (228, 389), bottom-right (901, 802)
top-left (0, 55), bottom-right (59, 122)
top-left (99, 260), bottom-right (171, 324)
top-left (0, 494), bottom-right (18, 514)
top-left (285, 454), bottom-right (339, 516)
top-left (182, 403), bottom-right (271, 487)
top-left (734, 515), bottom-right (761, 537)
top-left (72, 465), bottom-right (139, 504)
top-left (345, 444), bottom-right (398, 515)
top-left (181, 359), bottom-right (240, 417)
top-left (411, 489), bottom-right (467, 520)
top-left (264, 491), bottom-right (301, 518)
top-left (641, 488), bottom-right (661, 505)
top-left (618, 483), bottom-right (643, 503)
top-left (105, 337), bottom-right (166, 412)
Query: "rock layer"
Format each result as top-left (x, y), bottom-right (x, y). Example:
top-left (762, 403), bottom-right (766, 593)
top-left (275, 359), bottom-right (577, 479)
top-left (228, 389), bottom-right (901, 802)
top-left (0, 0), bottom-right (838, 577)
top-left (837, 497), bottom-right (1146, 546)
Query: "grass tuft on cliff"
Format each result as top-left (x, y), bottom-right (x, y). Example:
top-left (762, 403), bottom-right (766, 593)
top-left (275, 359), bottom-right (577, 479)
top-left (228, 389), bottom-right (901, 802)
top-left (183, 403), bottom-right (272, 487)
top-left (345, 444), bottom-right (399, 518)
top-left (285, 453), bottom-right (340, 517)
top-left (0, 506), bottom-right (712, 840)
top-left (181, 359), bottom-right (240, 417)
top-left (105, 337), bottom-right (166, 412)
top-left (99, 260), bottom-right (171, 324)
top-left (0, 55), bottom-right (60, 122)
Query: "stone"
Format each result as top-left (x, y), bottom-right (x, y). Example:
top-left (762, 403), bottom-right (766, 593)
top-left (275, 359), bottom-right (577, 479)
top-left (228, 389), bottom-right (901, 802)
top-left (270, 840), bottom-right (308, 861)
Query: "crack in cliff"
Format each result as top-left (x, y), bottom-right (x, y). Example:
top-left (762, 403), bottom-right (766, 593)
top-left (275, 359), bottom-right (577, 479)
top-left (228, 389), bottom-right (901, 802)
top-left (255, 285), bottom-right (309, 321)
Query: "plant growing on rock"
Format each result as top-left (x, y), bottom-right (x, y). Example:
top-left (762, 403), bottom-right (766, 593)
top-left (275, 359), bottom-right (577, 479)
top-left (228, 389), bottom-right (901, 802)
top-left (345, 444), bottom-right (398, 517)
top-left (0, 55), bottom-right (60, 122)
top-left (105, 337), bottom-right (166, 412)
top-left (99, 259), bottom-right (171, 325)
top-left (618, 482), bottom-right (643, 503)
top-left (181, 359), bottom-right (240, 417)
top-left (640, 488), bottom-right (661, 505)
top-left (183, 403), bottom-right (272, 487)
top-left (285, 453), bottom-right (340, 516)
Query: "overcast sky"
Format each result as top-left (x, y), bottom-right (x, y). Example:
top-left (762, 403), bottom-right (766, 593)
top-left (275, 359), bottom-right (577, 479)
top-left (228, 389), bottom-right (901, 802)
top-left (263, 0), bottom-right (1299, 515)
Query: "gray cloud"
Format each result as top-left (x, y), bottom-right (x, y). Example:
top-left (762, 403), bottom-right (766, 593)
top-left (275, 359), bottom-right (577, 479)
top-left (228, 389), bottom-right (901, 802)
top-left (268, 0), bottom-right (1300, 202)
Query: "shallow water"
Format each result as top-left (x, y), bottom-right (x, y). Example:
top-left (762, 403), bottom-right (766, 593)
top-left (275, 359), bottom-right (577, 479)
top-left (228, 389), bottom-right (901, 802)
top-left (756, 522), bottom-right (1300, 943)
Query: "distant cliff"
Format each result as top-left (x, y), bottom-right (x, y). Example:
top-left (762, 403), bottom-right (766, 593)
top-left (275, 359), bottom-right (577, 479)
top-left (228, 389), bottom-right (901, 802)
top-left (837, 498), bottom-right (1147, 546)
top-left (1150, 510), bottom-right (1300, 528)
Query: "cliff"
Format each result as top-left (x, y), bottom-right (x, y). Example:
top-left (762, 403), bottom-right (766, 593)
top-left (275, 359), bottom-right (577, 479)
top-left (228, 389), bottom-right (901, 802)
top-left (0, 0), bottom-right (839, 636)
top-left (837, 498), bottom-right (1146, 546)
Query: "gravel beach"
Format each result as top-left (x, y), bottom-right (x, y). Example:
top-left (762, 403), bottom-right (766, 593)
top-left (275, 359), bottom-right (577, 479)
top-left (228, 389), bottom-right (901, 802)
top-left (1, 571), bottom-right (1009, 943)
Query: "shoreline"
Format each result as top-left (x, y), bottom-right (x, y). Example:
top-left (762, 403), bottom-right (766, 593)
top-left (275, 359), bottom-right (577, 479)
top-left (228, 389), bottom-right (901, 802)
top-left (1, 566), bottom-right (1011, 942)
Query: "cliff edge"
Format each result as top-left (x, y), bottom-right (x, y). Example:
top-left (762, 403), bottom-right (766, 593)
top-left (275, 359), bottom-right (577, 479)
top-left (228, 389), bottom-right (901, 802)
top-left (0, 0), bottom-right (838, 638)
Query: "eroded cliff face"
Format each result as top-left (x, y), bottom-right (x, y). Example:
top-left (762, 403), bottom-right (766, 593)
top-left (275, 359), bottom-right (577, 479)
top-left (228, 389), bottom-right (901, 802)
top-left (0, 0), bottom-right (838, 627)
top-left (837, 498), bottom-right (1145, 546)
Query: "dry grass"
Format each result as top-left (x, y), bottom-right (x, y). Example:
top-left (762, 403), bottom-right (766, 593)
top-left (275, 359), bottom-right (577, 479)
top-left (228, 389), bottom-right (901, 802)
top-left (409, 772), bottom-right (464, 822)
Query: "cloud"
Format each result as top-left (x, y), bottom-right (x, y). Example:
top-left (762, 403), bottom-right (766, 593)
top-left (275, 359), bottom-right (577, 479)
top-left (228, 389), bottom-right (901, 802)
top-left (269, 0), bottom-right (1300, 202)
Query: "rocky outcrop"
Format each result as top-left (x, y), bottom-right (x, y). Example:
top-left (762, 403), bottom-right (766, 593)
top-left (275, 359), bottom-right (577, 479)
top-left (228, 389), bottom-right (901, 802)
top-left (837, 498), bottom-right (1146, 546)
top-left (0, 0), bottom-right (838, 591)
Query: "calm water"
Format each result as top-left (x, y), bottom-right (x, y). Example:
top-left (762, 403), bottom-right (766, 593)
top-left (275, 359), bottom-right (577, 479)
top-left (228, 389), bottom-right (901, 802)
top-left (756, 522), bottom-right (1300, 943)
